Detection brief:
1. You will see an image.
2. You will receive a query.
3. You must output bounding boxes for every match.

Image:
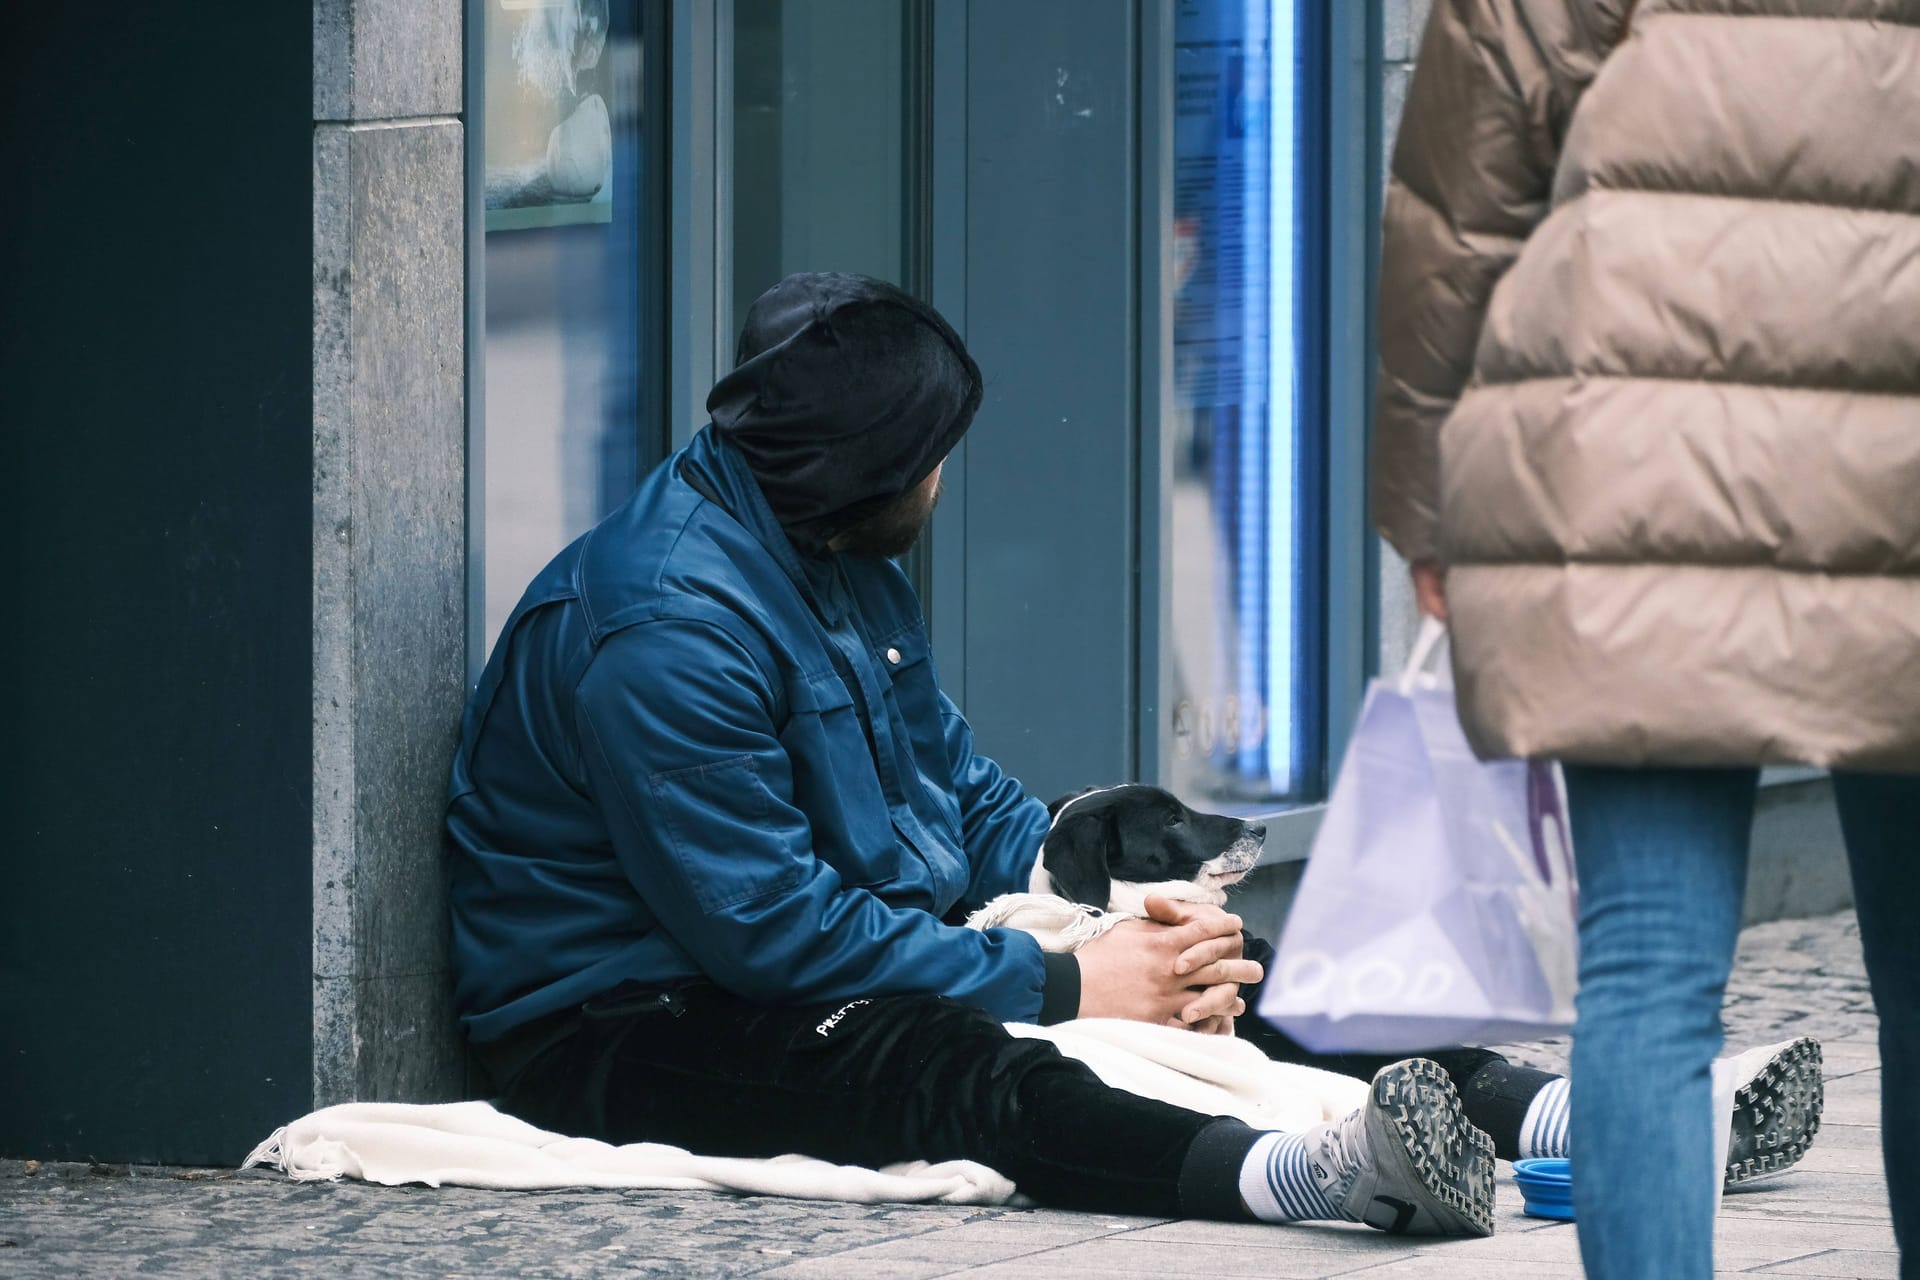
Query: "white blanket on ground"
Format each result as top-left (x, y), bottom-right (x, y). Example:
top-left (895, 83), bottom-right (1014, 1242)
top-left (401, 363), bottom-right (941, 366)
top-left (243, 1019), bottom-right (1369, 1207)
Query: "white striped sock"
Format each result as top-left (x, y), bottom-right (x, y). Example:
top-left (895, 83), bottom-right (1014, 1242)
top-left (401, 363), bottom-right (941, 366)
top-left (1238, 1131), bottom-right (1345, 1223)
top-left (1519, 1077), bottom-right (1572, 1159)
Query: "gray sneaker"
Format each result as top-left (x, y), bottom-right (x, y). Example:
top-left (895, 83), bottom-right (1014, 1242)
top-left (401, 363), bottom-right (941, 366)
top-left (1306, 1057), bottom-right (1496, 1237)
top-left (1724, 1037), bottom-right (1824, 1189)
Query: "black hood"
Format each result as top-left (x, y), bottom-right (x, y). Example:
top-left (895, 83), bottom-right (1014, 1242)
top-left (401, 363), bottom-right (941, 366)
top-left (705, 272), bottom-right (982, 556)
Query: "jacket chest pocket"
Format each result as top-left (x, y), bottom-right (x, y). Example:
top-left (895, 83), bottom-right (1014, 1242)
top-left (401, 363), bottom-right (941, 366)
top-left (778, 671), bottom-right (899, 888)
top-left (874, 630), bottom-right (962, 835)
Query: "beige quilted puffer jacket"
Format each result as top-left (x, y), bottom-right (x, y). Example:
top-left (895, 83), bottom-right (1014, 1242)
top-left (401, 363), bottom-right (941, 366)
top-left (1372, 0), bottom-right (1920, 771)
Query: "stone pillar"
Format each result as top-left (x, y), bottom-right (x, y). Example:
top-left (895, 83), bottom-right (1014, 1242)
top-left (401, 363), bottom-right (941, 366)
top-left (312, 0), bottom-right (468, 1105)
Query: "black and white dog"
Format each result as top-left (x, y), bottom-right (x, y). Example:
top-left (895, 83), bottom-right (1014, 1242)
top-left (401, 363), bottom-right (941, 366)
top-left (966, 783), bottom-right (1268, 949)
top-left (1029, 784), bottom-right (1268, 915)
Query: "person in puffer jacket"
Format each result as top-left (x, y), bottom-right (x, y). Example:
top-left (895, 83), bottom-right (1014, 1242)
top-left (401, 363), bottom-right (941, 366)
top-left (1371, 0), bottom-right (1919, 1274)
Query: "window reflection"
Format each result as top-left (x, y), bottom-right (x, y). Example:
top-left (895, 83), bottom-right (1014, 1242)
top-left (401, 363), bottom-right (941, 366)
top-left (478, 0), bottom-right (664, 654)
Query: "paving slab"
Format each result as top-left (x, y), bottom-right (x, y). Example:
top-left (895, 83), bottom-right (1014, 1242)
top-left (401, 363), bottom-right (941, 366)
top-left (0, 910), bottom-right (1899, 1279)
top-left (1744, 1250), bottom-right (1901, 1278)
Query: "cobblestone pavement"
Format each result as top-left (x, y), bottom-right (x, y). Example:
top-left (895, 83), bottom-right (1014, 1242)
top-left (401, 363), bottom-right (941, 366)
top-left (1, 911), bottom-right (1896, 1279)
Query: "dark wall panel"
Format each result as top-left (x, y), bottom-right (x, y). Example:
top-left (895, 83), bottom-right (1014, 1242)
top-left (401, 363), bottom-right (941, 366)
top-left (960, 0), bottom-right (1137, 802)
top-left (0, 8), bottom-right (313, 1163)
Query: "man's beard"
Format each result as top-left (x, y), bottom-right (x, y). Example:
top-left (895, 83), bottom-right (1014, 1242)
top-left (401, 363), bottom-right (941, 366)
top-left (830, 474), bottom-right (943, 559)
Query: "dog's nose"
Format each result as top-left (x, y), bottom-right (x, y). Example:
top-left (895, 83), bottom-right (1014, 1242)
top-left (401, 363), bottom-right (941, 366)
top-left (1248, 822), bottom-right (1267, 842)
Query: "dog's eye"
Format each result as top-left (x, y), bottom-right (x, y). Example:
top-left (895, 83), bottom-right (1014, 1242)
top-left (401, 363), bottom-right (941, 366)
top-left (1164, 814), bottom-right (1183, 829)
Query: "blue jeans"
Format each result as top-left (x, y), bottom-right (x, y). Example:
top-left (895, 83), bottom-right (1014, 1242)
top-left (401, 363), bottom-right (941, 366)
top-left (1565, 767), bottom-right (1918, 1280)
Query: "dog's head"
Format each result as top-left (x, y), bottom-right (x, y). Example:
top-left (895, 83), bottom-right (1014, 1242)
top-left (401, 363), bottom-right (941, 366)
top-left (1037, 784), bottom-right (1267, 911)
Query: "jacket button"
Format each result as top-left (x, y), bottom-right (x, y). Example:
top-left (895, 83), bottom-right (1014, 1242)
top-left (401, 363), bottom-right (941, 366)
top-left (886, 647), bottom-right (902, 665)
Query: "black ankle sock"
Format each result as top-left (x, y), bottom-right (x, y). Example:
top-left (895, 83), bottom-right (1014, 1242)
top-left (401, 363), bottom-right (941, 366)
top-left (1177, 1117), bottom-right (1264, 1221)
top-left (1457, 1059), bottom-right (1561, 1161)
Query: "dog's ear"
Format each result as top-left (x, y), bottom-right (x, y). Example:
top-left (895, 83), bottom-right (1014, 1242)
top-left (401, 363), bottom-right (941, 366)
top-left (1043, 806), bottom-right (1115, 910)
top-left (1045, 788), bottom-right (1094, 820)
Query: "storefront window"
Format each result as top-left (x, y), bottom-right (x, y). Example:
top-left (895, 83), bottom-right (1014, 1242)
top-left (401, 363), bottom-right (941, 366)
top-left (1165, 0), bottom-right (1329, 806)
top-left (474, 0), bottom-right (666, 654)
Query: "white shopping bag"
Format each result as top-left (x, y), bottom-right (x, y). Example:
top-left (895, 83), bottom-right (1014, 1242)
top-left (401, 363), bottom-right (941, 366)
top-left (1258, 619), bottom-right (1579, 1053)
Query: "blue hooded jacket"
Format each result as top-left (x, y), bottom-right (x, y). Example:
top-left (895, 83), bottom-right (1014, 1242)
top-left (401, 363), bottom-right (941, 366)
top-left (448, 278), bottom-right (1064, 1044)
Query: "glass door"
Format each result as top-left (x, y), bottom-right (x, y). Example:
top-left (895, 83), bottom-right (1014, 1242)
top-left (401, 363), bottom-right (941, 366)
top-left (729, 0), bottom-right (936, 594)
top-left (728, 0), bottom-right (932, 337)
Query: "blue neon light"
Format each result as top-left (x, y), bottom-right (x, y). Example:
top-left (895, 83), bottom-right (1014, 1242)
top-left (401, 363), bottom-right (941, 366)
top-left (1265, 0), bottom-right (1297, 794)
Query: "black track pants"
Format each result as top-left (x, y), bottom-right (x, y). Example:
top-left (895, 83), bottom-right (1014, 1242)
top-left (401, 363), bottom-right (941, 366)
top-left (482, 982), bottom-right (1261, 1220)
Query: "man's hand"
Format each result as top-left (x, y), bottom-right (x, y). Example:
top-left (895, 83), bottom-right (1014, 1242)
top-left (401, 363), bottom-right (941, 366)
top-left (1074, 894), bottom-right (1263, 1033)
top-left (1411, 560), bottom-right (1449, 622)
top-left (1147, 894), bottom-right (1257, 1035)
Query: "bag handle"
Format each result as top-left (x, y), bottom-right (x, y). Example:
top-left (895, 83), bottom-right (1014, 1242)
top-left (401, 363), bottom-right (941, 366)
top-left (1397, 616), bottom-right (1449, 695)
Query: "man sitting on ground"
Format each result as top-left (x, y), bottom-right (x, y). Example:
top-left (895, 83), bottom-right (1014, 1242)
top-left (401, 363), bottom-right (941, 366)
top-left (446, 271), bottom-right (1496, 1235)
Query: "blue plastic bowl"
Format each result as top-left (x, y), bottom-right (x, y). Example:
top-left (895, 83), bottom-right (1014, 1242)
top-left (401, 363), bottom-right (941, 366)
top-left (1512, 1157), bottom-right (1574, 1221)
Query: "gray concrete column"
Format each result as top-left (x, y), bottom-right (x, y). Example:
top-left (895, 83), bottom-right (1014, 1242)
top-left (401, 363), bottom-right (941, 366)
top-left (312, 0), bottom-right (467, 1106)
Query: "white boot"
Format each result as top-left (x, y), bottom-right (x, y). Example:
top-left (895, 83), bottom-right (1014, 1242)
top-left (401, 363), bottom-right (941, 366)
top-left (1723, 1037), bottom-right (1823, 1188)
top-left (1302, 1057), bottom-right (1496, 1237)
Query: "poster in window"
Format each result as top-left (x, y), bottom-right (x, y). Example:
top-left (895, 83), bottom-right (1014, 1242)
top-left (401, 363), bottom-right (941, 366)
top-left (1171, 0), bottom-right (1271, 411)
top-left (484, 0), bottom-right (616, 231)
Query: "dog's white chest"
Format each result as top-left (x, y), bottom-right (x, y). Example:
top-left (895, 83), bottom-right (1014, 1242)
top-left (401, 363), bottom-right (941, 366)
top-left (1105, 879), bottom-right (1228, 916)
